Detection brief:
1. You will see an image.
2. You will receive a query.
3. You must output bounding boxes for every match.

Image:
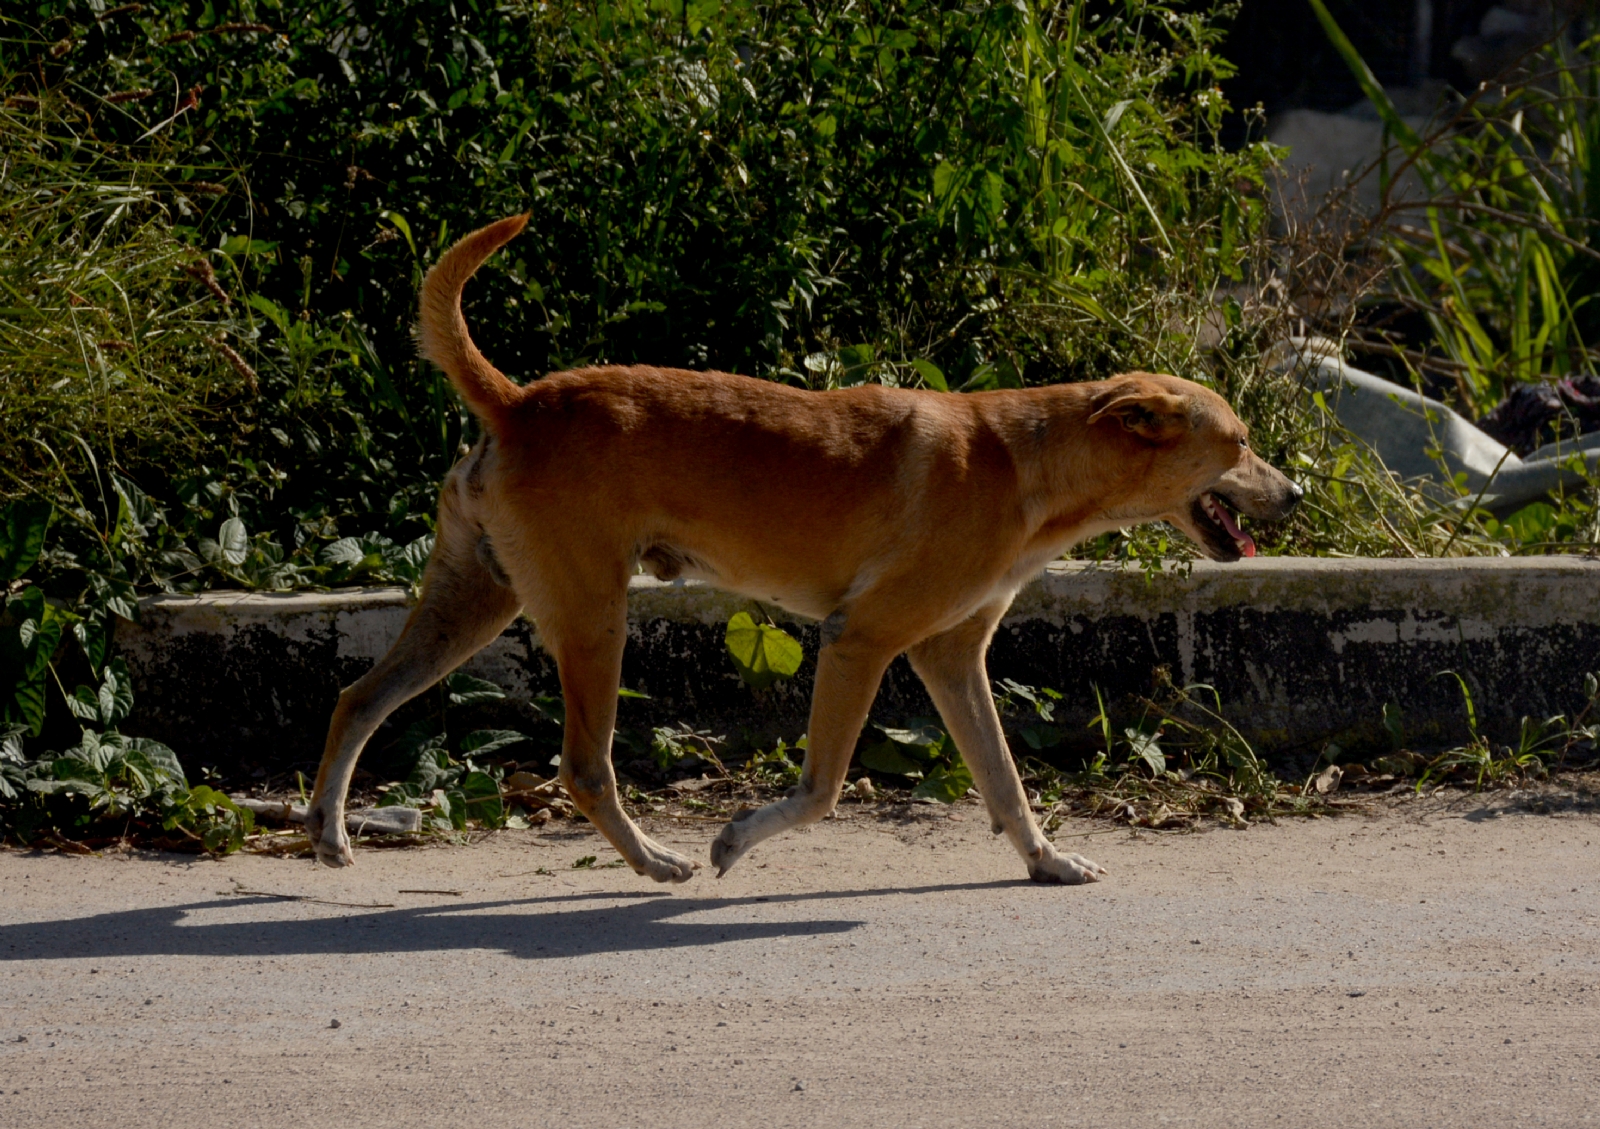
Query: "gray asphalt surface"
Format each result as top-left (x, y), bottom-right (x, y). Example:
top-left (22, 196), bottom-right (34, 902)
top-left (2, 792), bottom-right (1598, 1128)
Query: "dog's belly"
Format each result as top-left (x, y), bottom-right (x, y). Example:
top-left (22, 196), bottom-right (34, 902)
top-left (638, 540), bottom-right (837, 621)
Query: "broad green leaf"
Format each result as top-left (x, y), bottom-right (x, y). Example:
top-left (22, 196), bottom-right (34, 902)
top-left (97, 658), bottom-right (135, 727)
top-left (3, 589), bottom-right (59, 736)
top-left (86, 571), bottom-right (140, 622)
top-left (459, 728), bottom-right (535, 757)
top-left (321, 537), bottom-right (366, 566)
top-left (446, 671), bottom-right (508, 706)
top-left (110, 473), bottom-right (162, 543)
top-left (910, 358), bottom-right (947, 391)
top-left (724, 612), bottom-right (803, 691)
top-left (404, 744), bottom-right (453, 794)
top-left (1504, 502), bottom-right (1556, 544)
top-left (911, 759), bottom-right (974, 803)
top-left (73, 606), bottom-right (111, 675)
top-left (67, 685), bottom-right (103, 723)
top-left (217, 518), bottom-right (249, 566)
top-left (5, 676), bottom-right (47, 737)
top-left (392, 721), bottom-right (447, 773)
top-left (1126, 727), bottom-right (1165, 776)
top-left (859, 739), bottom-right (925, 777)
top-left (883, 722), bottom-right (940, 748)
top-left (393, 533), bottom-right (435, 582)
top-left (0, 723), bottom-right (24, 764)
top-left (0, 500), bottom-right (50, 583)
top-left (457, 769), bottom-right (506, 829)
top-left (125, 737), bottom-right (186, 787)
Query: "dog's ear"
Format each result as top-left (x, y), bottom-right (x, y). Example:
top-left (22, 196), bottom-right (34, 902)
top-left (1087, 388), bottom-right (1191, 442)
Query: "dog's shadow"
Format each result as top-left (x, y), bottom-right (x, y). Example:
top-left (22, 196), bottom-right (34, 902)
top-left (0, 880), bottom-right (1020, 962)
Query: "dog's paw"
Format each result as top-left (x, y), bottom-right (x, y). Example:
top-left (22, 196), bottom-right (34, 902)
top-left (633, 840), bottom-right (699, 884)
top-left (305, 805), bottom-right (355, 868)
top-left (1027, 848), bottom-right (1107, 885)
top-left (710, 814), bottom-right (757, 877)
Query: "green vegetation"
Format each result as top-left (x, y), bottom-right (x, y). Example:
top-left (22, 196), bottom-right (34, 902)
top-left (1312, 0), bottom-right (1600, 415)
top-left (5, 1), bottom-right (1600, 849)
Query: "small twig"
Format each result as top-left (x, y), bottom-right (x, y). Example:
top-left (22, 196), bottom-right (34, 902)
top-left (1343, 336), bottom-right (1469, 375)
top-left (220, 883), bottom-right (394, 909)
top-left (397, 889), bottom-right (463, 896)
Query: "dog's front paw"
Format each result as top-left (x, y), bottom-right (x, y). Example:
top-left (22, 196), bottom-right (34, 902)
top-left (305, 804), bottom-right (355, 868)
top-left (1027, 847), bottom-right (1107, 885)
top-left (632, 840), bottom-right (699, 884)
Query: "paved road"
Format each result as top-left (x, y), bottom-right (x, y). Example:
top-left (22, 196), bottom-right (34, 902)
top-left (2, 793), bottom-right (1598, 1128)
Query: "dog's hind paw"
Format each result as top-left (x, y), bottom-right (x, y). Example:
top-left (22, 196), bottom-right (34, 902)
top-left (709, 821), bottom-right (753, 878)
top-left (305, 806), bottom-right (355, 868)
top-left (1027, 848), bottom-right (1107, 885)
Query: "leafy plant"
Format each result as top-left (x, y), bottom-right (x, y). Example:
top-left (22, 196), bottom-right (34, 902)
top-left (0, 626), bottom-right (254, 853)
top-left (739, 737), bottom-right (805, 789)
top-left (375, 741), bottom-right (506, 833)
top-left (648, 722), bottom-right (726, 774)
top-left (858, 721), bottom-right (974, 804)
top-left (1313, 0), bottom-right (1600, 415)
top-left (724, 612), bottom-right (803, 691)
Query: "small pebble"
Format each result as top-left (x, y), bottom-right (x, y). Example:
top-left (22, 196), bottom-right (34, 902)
top-left (793, 1081), bottom-right (806, 1092)
top-left (329, 1018), bottom-right (342, 1029)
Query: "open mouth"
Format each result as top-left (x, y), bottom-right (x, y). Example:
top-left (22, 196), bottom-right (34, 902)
top-left (1192, 491), bottom-right (1256, 559)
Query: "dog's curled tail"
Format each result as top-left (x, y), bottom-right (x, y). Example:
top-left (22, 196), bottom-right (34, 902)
top-left (416, 213), bottom-right (529, 427)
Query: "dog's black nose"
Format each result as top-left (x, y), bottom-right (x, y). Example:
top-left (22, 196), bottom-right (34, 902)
top-left (1283, 479), bottom-right (1304, 513)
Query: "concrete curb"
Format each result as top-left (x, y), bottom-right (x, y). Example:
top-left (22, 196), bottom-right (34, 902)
top-left (114, 558), bottom-right (1600, 775)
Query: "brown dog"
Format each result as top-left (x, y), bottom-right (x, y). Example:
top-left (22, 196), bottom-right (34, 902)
top-left (305, 214), bottom-right (1301, 884)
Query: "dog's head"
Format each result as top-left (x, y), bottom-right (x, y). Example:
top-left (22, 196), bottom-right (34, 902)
top-left (1086, 372), bottom-right (1301, 562)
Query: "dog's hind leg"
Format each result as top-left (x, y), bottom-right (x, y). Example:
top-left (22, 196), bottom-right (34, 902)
top-left (710, 635), bottom-right (893, 876)
top-left (907, 604), bottom-right (1107, 885)
top-left (539, 593), bottom-right (699, 883)
top-left (306, 497), bottom-right (521, 867)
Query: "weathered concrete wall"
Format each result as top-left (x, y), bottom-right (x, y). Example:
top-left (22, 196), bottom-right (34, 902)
top-left (114, 558), bottom-right (1600, 777)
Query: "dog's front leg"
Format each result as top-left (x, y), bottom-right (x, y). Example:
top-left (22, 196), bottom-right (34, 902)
top-left (711, 640), bottom-right (891, 876)
top-left (907, 608), bottom-right (1107, 885)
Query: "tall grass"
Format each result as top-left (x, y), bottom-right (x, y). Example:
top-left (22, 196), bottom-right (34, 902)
top-left (1311, 0), bottom-right (1600, 417)
top-left (0, 96), bottom-right (252, 510)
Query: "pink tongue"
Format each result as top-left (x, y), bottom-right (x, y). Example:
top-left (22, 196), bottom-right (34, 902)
top-left (1213, 501), bottom-right (1256, 558)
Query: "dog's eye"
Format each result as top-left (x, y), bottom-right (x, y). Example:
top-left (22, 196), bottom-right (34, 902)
top-left (1238, 437), bottom-right (1248, 448)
